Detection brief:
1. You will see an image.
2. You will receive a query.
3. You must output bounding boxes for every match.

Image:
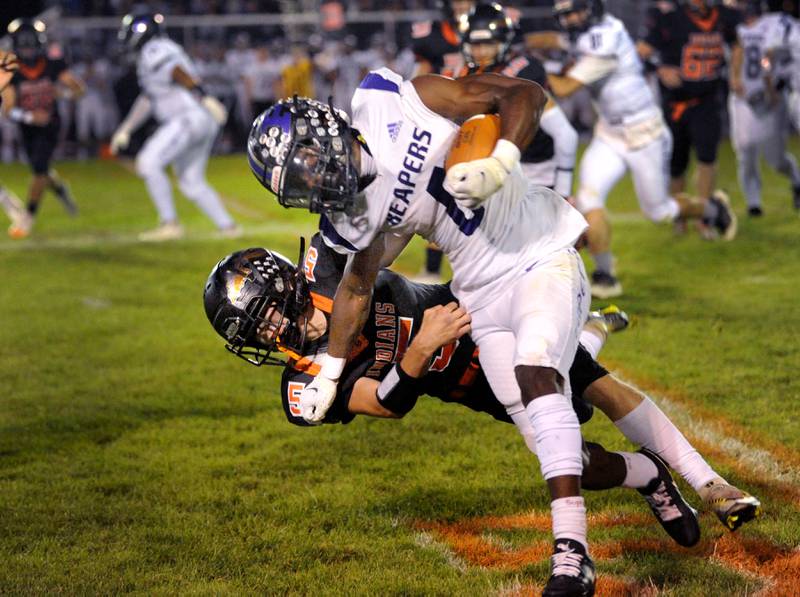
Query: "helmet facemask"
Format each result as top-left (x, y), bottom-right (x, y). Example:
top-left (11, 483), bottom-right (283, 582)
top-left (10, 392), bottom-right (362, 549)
top-left (248, 98), bottom-right (359, 215)
top-left (205, 245), bottom-right (311, 367)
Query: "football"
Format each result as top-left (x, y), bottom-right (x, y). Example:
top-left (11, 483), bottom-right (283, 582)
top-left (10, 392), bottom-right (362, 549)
top-left (445, 113), bottom-right (502, 171)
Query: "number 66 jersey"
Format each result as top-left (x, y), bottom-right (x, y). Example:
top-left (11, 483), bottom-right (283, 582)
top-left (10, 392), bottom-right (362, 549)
top-left (322, 68), bottom-right (587, 312)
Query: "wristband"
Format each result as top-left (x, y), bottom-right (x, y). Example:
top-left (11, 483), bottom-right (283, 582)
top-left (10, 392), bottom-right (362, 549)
top-left (8, 107), bottom-right (33, 124)
top-left (376, 363), bottom-right (422, 416)
top-left (491, 139), bottom-right (521, 173)
top-left (554, 167), bottom-right (574, 198)
top-left (319, 354), bottom-right (346, 381)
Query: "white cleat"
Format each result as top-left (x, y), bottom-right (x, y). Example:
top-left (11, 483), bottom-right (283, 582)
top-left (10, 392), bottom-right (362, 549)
top-left (7, 210), bottom-right (33, 240)
top-left (138, 222), bottom-right (184, 242)
top-left (217, 224), bottom-right (243, 239)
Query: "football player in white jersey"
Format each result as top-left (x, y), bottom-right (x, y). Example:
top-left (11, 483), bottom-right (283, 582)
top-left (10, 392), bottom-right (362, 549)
top-left (533, 0), bottom-right (736, 299)
top-left (111, 13), bottom-right (239, 242)
top-left (763, 6), bottom-right (800, 203)
top-left (730, 0), bottom-right (800, 215)
top-left (248, 73), bottom-right (597, 594)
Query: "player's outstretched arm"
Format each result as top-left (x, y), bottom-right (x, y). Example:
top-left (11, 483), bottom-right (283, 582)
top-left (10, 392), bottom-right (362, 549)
top-left (299, 235), bottom-right (386, 423)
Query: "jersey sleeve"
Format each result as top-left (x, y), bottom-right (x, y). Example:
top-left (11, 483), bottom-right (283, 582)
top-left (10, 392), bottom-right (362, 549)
top-left (503, 55), bottom-right (547, 86)
top-left (566, 55), bottom-right (618, 85)
top-left (721, 7), bottom-right (742, 45)
top-left (140, 39), bottom-right (186, 77)
top-left (304, 231), bottom-right (347, 309)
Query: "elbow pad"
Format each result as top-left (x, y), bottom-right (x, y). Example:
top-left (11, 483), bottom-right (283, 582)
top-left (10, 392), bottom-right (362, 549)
top-left (376, 363), bottom-right (423, 416)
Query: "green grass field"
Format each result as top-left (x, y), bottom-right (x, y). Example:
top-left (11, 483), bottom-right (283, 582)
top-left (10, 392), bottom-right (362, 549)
top-left (1, 141), bottom-right (799, 596)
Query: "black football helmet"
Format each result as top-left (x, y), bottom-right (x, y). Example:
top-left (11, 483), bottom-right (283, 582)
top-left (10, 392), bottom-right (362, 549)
top-left (459, 2), bottom-right (516, 68)
top-left (247, 97), bottom-right (359, 214)
top-left (553, 0), bottom-right (605, 37)
top-left (118, 13), bottom-right (164, 53)
top-left (7, 19), bottom-right (47, 66)
top-left (204, 245), bottom-right (310, 366)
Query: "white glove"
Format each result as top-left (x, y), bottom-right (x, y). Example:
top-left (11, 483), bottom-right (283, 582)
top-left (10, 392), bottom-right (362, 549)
top-left (299, 375), bottom-right (339, 424)
top-left (201, 95), bottom-right (228, 125)
top-left (110, 129), bottom-right (130, 155)
top-left (443, 139), bottom-right (521, 208)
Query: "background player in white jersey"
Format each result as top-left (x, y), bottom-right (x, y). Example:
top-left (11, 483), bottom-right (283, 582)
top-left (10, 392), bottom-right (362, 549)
top-left (730, 0), bottom-right (800, 215)
top-left (110, 13), bottom-right (239, 242)
top-left (534, 0), bottom-right (736, 299)
top-left (247, 73), bottom-right (597, 595)
top-left (763, 5), bottom-right (800, 164)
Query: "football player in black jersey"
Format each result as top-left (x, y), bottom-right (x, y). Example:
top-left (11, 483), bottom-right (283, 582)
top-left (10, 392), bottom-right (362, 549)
top-left (203, 234), bottom-right (762, 542)
top-left (417, 2), bottom-right (580, 285)
top-left (0, 50), bottom-right (28, 229)
top-left (2, 19), bottom-right (85, 240)
top-left (638, 0), bottom-right (740, 221)
top-left (412, 0), bottom-right (475, 76)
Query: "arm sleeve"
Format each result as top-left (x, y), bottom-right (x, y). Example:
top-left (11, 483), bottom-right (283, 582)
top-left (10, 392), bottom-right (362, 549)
top-left (538, 104), bottom-right (578, 197)
top-left (566, 55), bottom-right (619, 85)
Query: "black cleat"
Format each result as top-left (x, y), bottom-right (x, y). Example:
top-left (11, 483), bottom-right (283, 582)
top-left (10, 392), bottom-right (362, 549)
top-left (637, 449), bottom-right (700, 547)
top-left (747, 206), bottom-right (763, 217)
top-left (589, 271), bottom-right (622, 299)
top-left (542, 539), bottom-right (596, 597)
top-left (703, 190), bottom-right (737, 241)
top-left (53, 182), bottom-right (78, 216)
top-left (793, 185), bottom-right (800, 211)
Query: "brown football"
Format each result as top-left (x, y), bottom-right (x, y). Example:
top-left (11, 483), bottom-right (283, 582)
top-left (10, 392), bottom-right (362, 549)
top-left (445, 114), bottom-right (501, 171)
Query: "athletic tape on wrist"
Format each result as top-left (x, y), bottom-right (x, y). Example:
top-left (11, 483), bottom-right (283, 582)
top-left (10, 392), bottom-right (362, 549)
top-left (491, 139), bottom-right (521, 173)
top-left (376, 363), bottom-right (422, 416)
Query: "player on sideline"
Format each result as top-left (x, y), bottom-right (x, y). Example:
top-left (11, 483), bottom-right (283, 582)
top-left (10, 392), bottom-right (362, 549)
top-left (204, 235), bottom-right (762, 540)
top-left (112, 13), bottom-right (240, 242)
top-left (531, 0), bottom-right (736, 299)
top-left (249, 73), bottom-right (596, 593)
top-left (2, 19), bottom-right (84, 240)
top-left (730, 0), bottom-right (800, 215)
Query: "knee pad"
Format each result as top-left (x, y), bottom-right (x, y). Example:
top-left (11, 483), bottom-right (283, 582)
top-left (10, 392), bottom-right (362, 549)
top-left (525, 393), bottom-right (583, 479)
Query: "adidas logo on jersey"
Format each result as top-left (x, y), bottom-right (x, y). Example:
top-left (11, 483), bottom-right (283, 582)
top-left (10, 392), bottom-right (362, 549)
top-left (387, 121), bottom-right (403, 142)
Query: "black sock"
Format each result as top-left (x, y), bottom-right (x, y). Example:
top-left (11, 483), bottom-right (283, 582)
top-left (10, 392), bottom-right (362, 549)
top-left (27, 201), bottom-right (40, 216)
top-left (425, 247), bottom-right (443, 274)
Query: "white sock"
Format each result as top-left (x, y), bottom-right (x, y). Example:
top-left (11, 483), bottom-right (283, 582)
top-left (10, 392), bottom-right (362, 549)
top-left (525, 393), bottom-right (584, 479)
top-left (551, 496), bottom-right (588, 551)
top-left (614, 397), bottom-right (717, 492)
top-left (579, 329), bottom-right (604, 360)
top-left (617, 451), bottom-right (658, 489)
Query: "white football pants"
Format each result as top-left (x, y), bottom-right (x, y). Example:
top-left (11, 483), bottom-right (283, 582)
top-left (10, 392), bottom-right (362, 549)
top-left (135, 109), bottom-right (234, 229)
top-left (576, 127), bottom-right (680, 222)
top-left (729, 94), bottom-right (800, 208)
